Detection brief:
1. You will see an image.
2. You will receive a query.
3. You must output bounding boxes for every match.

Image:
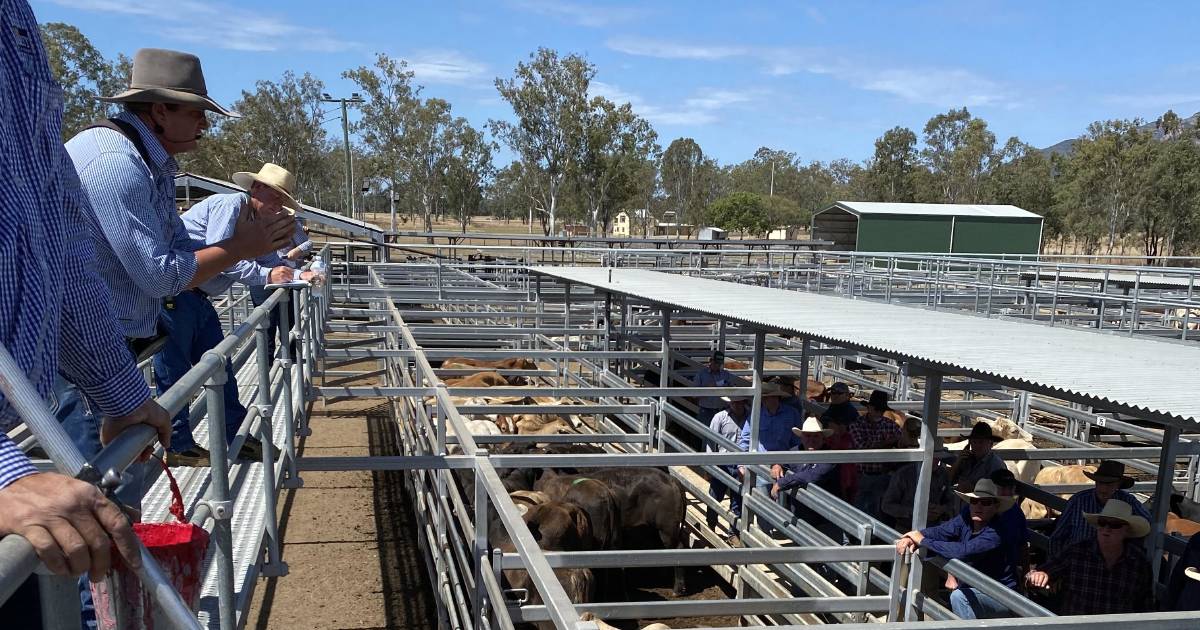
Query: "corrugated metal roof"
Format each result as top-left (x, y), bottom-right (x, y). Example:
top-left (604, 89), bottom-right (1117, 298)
top-left (825, 201), bottom-right (1042, 219)
top-left (531, 267), bottom-right (1200, 427)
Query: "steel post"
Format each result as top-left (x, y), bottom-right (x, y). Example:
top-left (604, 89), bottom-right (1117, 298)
top-left (277, 292), bottom-right (301, 488)
top-left (202, 355), bottom-right (236, 630)
top-left (1149, 425), bottom-right (1181, 583)
top-left (904, 370), bottom-right (942, 622)
top-left (255, 318), bottom-right (287, 577)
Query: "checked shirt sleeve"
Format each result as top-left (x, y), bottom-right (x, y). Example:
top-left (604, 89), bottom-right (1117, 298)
top-left (206, 195), bottom-right (273, 287)
top-left (75, 151), bottom-right (197, 299)
top-left (0, 435), bottom-right (37, 490)
top-left (56, 153), bottom-right (150, 417)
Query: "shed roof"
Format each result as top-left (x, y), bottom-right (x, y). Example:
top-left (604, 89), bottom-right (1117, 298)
top-left (821, 201), bottom-right (1042, 219)
top-left (529, 267), bottom-right (1200, 428)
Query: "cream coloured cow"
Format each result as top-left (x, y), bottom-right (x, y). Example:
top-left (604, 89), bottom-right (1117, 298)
top-left (945, 438), bottom-right (1041, 486)
top-left (1021, 464), bottom-right (1094, 519)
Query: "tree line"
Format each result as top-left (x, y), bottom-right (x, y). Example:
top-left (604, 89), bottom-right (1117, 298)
top-left (43, 22), bottom-right (1200, 256)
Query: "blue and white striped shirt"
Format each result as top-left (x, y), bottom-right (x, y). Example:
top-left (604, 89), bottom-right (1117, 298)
top-left (65, 111), bottom-right (198, 338)
top-left (0, 0), bottom-right (150, 489)
top-left (182, 193), bottom-right (282, 295)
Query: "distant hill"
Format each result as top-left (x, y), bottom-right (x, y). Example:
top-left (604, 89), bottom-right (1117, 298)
top-left (1040, 111), bottom-right (1200, 157)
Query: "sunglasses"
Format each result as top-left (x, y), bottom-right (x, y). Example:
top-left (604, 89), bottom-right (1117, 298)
top-left (968, 498), bottom-right (997, 506)
top-left (1095, 518), bottom-right (1128, 530)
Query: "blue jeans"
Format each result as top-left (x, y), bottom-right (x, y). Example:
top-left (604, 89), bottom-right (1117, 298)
top-left (854, 471), bottom-right (890, 520)
top-left (52, 375), bottom-right (146, 507)
top-left (950, 586), bottom-right (1009, 619)
top-left (249, 285), bottom-right (282, 358)
top-left (153, 290), bottom-right (246, 452)
top-left (707, 466), bottom-right (742, 529)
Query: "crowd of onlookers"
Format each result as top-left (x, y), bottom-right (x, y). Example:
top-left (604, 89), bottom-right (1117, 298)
top-left (692, 351), bottom-right (1200, 618)
top-left (1, 7), bottom-right (321, 624)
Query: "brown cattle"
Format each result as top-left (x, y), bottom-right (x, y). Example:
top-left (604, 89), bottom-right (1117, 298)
top-left (539, 467), bottom-right (688, 595)
top-left (489, 500), bottom-right (595, 629)
top-left (537, 476), bottom-right (621, 550)
top-left (725, 359), bottom-right (749, 370)
top-left (442, 357), bottom-right (537, 370)
top-left (444, 371), bottom-right (525, 387)
top-left (805, 379), bottom-right (829, 402)
top-left (1166, 513), bottom-right (1200, 537)
top-left (507, 413), bottom-right (580, 436)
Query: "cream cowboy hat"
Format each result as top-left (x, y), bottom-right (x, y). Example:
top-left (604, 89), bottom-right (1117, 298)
top-left (99, 48), bottom-right (239, 118)
top-left (1083, 499), bottom-right (1151, 538)
top-left (791, 417), bottom-right (833, 438)
top-left (233, 163), bottom-right (301, 215)
top-left (954, 478), bottom-right (1017, 512)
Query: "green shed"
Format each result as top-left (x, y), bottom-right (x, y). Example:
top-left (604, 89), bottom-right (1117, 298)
top-left (812, 201), bottom-right (1043, 255)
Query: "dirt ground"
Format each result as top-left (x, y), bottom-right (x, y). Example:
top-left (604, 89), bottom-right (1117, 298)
top-left (245, 355), bottom-right (438, 630)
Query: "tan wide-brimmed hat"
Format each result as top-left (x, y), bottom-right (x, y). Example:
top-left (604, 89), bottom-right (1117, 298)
top-left (100, 48), bottom-right (239, 117)
top-left (1083, 499), bottom-right (1151, 538)
top-left (1186, 566), bottom-right (1200, 582)
top-left (233, 163), bottom-right (301, 215)
top-left (954, 478), bottom-right (1016, 512)
top-left (760, 382), bottom-right (789, 398)
top-left (791, 416), bottom-right (833, 438)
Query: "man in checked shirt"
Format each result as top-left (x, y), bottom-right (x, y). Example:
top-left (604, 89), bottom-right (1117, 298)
top-left (849, 389), bottom-right (902, 519)
top-left (60, 49), bottom-right (294, 474)
top-left (0, 0), bottom-right (171, 594)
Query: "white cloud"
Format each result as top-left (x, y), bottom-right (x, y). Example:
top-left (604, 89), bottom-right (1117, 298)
top-left (406, 50), bottom-right (489, 86)
top-left (805, 6), bottom-right (826, 24)
top-left (510, 0), bottom-right (648, 27)
top-left (46, 0), bottom-right (354, 53)
top-left (590, 81), bottom-right (755, 127)
top-left (606, 36), bottom-right (748, 60)
top-left (606, 36), bottom-right (1015, 108)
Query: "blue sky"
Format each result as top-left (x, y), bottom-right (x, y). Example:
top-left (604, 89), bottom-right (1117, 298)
top-left (32, 0), bottom-right (1200, 165)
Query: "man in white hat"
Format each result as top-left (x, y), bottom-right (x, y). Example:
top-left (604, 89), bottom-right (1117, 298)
top-left (59, 49), bottom-right (295, 472)
top-left (895, 478), bottom-right (1020, 620)
top-left (155, 164), bottom-right (322, 466)
top-left (1027, 500), bottom-right (1153, 615)
top-left (706, 395), bottom-right (750, 530)
top-left (771, 417), bottom-right (838, 499)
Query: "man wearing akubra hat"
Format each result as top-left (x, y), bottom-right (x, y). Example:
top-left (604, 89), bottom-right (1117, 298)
top-left (848, 389), bottom-right (902, 519)
top-left (1028, 500), bottom-right (1153, 615)
top-left (1047, 460), bottom-right (1151, 558)
top-left (152, 163), bottom-right (323, 466)
top-left (737, 382), bottom-right (804, 490)
top-left (58, 49), bottom-right (294, 472)
top-left (895, 478), bottom-right (1020, 619)
top-left (947, 421), bottom-right (1007, 499)
top-left (772, 417), bottom-right (838, 499)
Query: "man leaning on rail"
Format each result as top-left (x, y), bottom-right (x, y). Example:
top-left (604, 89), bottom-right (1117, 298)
top-left (159, 163), bottom-right (322, 466)
top-left (895, 478), bottom-right (1020, 620)
top-left (0, 0), bottom-right (172, 612)
top-left (61, 48), bottom-right (295, 470)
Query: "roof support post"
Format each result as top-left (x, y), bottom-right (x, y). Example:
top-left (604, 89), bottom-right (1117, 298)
top-left (740, 330), bottom-right (767, 533)
top-left (657, 307), bottom-right (672, 452)
top-left (798, 338), bottom-right (811, 415)
top-left (1148, 424), bottom-right (1181, 584)
top-left (904, 369), bottom-right (943, 622)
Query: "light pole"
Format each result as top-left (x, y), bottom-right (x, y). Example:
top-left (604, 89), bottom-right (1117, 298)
top-left (320, 92), bottom-right (364, 217)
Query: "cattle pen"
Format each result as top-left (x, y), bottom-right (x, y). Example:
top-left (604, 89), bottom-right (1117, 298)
top-left (3, 241), bottom-right (1200, 629)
